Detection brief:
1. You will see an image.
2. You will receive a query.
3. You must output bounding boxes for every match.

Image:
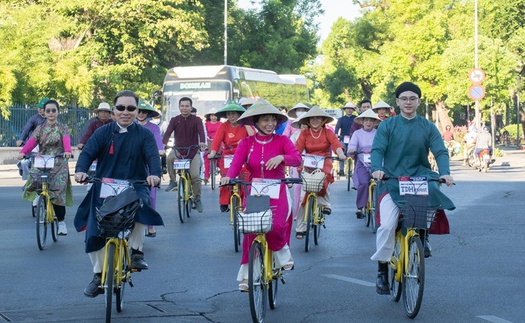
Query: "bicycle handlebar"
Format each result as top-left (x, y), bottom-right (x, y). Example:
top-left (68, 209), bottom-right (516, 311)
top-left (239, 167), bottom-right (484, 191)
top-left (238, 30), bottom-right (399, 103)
top-left (381, 175), bottom-right (447, 184)
top-left (81, 177), bottom-right (157, 187)
top-left (220, 177), bottom-right (302, 188)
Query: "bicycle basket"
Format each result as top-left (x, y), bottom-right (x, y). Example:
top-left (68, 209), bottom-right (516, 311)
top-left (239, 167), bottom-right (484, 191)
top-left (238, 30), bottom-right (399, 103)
top-left (238, 209), bottom-right (273, 234)
top-left (399, 195), bottom-right (437, 230)
top-left (96, 187), bottom-right (142, 237)
top-left (301, 169), bottom-right (326, 193)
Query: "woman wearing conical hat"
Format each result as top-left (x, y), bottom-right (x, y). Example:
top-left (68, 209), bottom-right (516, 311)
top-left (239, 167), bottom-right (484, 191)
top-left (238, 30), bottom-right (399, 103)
top-left (346, 109), bottom-right (381, 219)
top-left (371, 100), bottom-right (396, 121)
top-left (203, 108), bottom-right (222, 185)
top-left (208, 101), bottom-right (256, 212)
top-left (220, 98), bottom-right (302, 291)
top-left (294, 106), bottom-right (346, 239)
top-left (282, 102), bottom-right (310, 138)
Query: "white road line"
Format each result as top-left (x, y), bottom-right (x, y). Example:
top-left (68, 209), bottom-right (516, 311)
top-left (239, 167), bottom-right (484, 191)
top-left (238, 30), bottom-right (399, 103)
top-left (477, 316), bottom-right (513, 323)
top-left (322, 274), bottom-right (376, 287)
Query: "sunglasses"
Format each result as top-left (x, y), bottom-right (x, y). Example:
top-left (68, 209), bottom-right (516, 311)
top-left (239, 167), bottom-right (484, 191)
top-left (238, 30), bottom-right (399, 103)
top-left (114, 105), bottom-right (137, 112)
top-left (45, 108), bottom-right (57, 113)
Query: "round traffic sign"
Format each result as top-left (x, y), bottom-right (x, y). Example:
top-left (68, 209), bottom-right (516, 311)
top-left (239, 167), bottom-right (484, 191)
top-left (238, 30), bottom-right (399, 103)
top-left (469, 68), bottom-right (485, 84)
top-left (468, 85), bottom-right (485, 101)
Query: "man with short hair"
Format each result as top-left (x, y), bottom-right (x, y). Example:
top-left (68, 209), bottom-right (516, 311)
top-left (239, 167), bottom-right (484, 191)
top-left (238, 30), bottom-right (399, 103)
top-left (16, 98), bottom-right (48, 147)
top-left (77, 102), bottom-right (113, 150)
top-left (370, 82), bottom-right (455, 295)
top-left (74, 89), bottom-right (163, 298)
top-left (162, 97), bottom-right (207, 212)
top-left (335, 102), bottom-right (357, 175)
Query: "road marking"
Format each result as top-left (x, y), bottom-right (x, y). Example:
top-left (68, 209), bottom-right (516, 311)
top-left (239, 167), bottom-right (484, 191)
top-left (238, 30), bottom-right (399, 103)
top-left (477, 316), bottom-right (513, 323)
top-left (322, 274), bottom-right (375, 287)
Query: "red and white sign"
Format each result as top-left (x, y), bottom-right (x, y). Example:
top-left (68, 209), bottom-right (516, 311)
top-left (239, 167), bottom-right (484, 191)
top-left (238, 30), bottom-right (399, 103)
top-left (468, 68), bottom-right (485, 84)
top-left (468, 85), bottom-right (485, 101)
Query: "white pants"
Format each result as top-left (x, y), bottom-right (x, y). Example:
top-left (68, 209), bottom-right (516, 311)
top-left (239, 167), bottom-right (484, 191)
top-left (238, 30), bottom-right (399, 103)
top-left (88, 223), bottom-right (147, 273)
top-left (236, 245), bottom-right (292, 281)
top-left (295, 187), bottom-right (330, 232)
top-left (370, 194), bottom-right (399, 262)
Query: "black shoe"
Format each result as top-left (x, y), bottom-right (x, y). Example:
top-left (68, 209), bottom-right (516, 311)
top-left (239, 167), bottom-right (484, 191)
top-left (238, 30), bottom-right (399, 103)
top-left (84, 274), bottom-right (103, 298)
top-left (376, 271), bottom-right (390, 295)
top-left (424, 239), bottom-right (432, 258)
top-left (131, 253), bottom-right (148, 270)
top-left (322, 207), bottom-right (331, 215)
top-left (220, 204), bottom-right (230, 212)
top-left (356, 209), bottom-right (364, 219)
top-left (338, 170), bottom-right (345, 176)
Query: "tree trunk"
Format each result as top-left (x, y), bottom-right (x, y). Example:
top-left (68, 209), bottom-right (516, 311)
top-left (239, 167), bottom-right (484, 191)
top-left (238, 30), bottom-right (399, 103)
top-left (435, 101), bottom-right (453, 132)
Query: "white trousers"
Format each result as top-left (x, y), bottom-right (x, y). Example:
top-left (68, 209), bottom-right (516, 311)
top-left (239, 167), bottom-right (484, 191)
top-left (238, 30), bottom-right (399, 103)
top-left (88, 223), bottom-right (147, 273)
top-left (370, 194), bottom-right (399, 262)
top-left (295, 186), bottom-right (330, 232)
top-left (236, 245), bottom-right (291, 281)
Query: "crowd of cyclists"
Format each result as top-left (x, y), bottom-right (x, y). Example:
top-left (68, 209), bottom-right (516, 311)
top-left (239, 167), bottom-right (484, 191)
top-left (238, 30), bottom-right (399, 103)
top-left (16, 82), bottom-right (456, 300)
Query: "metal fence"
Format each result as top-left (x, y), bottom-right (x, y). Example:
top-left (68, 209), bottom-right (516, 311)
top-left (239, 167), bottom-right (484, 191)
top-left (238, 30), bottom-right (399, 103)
top-left (0, 104), bottom-right (96, 147)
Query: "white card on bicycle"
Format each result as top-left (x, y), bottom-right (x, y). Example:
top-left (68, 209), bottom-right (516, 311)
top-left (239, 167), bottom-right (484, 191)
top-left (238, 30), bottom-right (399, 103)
top-left (223, 155), bottom-right (234, 168)
top-left (362, 153), bottom-right (371, 164)
top-left (250, 178), bottom-right (280, 199)
top-left (100, 178), bottom-right (131, 198)
top-left (34, 155), bottom-right (54, 169)
top-left (173, 159), bottom-right (191, 170)
top-left (398, 176), bottom-right (428, 196)
top-left (303, 154), bottom-right (325, 169)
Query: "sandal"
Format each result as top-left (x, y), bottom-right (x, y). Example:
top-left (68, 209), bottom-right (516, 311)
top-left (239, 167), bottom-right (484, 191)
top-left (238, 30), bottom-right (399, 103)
top-left (282, 258), bottom-right (294, 271)
top-left (295, 231), bottom-right (306, 240)
top-left (238, 280), bottom-right (249, 292)
top-left (322, 207), bottom-right (332, 215)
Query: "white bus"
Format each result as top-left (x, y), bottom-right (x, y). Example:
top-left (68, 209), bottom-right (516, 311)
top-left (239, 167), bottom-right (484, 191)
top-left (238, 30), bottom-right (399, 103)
top-left (154, 65), bottom-right (309, 120)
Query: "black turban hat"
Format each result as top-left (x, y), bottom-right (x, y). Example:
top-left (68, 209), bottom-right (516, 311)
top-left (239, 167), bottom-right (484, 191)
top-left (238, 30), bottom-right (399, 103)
top-left (395, 82), bottom-right (421, 98)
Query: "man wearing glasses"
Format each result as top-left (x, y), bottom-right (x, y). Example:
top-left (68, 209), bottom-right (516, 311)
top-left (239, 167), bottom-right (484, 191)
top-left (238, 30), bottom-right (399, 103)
top-left (370, 82), bottom-right (455, 295)
top-left (74, 89), bottom-right (163, 297)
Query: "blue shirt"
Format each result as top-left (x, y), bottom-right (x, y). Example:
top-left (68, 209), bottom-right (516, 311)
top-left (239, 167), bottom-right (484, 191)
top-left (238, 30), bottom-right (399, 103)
top-left (335, 115), bottom-right (356, 139)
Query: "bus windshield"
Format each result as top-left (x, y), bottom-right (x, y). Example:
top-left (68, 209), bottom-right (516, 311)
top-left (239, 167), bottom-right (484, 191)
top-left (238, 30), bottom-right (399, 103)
top-left (162, 80), bottom-right (231, 120)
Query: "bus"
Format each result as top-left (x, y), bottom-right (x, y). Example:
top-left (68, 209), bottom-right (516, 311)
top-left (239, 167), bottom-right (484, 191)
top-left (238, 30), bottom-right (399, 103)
top-left (154, 65), bottom-right (309, 120)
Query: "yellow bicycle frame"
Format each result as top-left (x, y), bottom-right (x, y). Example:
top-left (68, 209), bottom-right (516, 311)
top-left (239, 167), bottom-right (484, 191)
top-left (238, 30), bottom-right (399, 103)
top-left (365, 179), bottom-right (377, 215)
top-left (391, 228), bottom-right (420, 283)
top-left (303, 192), bottom-right (321, 225)
top-left (101, 238), bottom-right (131, 289)
top-left (253, 233), bottom-right (275, 286)
top-left (178, 169), bottom-right (194, 203)
top-left (229, 184), bottom-right (242, 224)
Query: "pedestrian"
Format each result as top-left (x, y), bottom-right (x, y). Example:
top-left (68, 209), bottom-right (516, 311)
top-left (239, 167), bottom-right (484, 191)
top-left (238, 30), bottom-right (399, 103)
top-left (335, 102), bottom-right (357, 175)
top-left (219, 98), bottom-right (302, 291)
top-left (16, 97), bottom-right (49, 147)
top-left (77, 102), bottom-right (113, 150)
top-left (370, 82), bottom-right (455, 295)
top-left (74, 89), bottom-right (163, 298)
top-left (18, 99), bottom-right (73, 235)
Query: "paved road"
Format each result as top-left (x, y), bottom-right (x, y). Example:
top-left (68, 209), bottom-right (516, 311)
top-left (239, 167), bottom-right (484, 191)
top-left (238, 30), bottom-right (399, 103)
top-left (0, 150), bottom-right (524, 322)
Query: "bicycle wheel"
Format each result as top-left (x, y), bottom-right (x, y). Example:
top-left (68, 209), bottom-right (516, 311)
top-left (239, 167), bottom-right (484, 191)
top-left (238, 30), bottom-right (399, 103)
top-left (304, 196), bottom-right (314, 252)
top-left (51, 217), bottom-right (58, 242)
top-left (116, 244), bottom-right (128, 313)
top-left (211, 160), bottom-right (216, 190)
top-left (105, 243), bottom-right (115, 323)
top-left (389, 232), bottom-right (402, 302)
top-left (248, 241), bottom-right (267, 323)
top-left (178, 179), bottom-right (187, 223)
top-left (346, 160), bottom-right (353, 191)
top-left (232, 195), bottom-right (241, 253)
top-left (268, 257), bottom-right (279, 310)
top-left (403, 235), bottom-right (425, 319)
top-left (313, 208), bottom-right (323, 245)
top-left (35, 196), bottom-right (47, 250)
top-left (368, 184), bottom-right (377, 233)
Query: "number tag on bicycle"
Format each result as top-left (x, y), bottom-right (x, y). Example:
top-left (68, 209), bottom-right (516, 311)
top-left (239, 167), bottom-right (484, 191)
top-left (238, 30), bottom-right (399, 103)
top-left (303, 154), bottom-right (325, 169)
top-left (250, 178), bottom-right (280, 199)
top-left (34, 155), bottom-right (54, 169)
top-left (89, 161), bottom-right (97, 171)
top-left (362, 153), bottom-right (371, 164)
top-left (173, 159), bottom-right (191, 170)
top-left (100, 178), bottom-right (131, 198)
top-left (398, 176), bottom-right (429, 196)
top-left (343, 135), bottom-right (350, 144)
top-left (223, 155), bottom-right (234, 168)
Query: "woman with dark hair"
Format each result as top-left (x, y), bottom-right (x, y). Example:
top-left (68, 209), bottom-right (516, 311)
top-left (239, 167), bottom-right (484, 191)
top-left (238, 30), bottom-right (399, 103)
top-left (18, 99), bottom-right (73, 235)
top-left (203, 108), bottom-right (222, 185)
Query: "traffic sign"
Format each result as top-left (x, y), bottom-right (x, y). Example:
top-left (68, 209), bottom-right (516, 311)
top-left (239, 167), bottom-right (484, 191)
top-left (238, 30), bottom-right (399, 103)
top-left (468, 85), bottom-right (485, 101)
top-left (469, 68), bottom-right (485, 84)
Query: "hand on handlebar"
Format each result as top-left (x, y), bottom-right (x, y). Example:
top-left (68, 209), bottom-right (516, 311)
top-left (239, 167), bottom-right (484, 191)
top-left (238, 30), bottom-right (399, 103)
top-left (439, 174), bottom-right (454, 186)
top-left (220, 176), bottom-right (231, 186)
top-left (75, 172), bottom-right (88, 184)
top-left (372, 170), bottom-right (385, 180)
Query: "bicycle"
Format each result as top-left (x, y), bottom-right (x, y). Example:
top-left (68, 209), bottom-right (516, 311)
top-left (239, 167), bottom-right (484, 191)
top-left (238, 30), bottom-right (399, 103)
top-left (172, 146), bottom-right (199, 223)
top-left (364, 178), bottom-right (377, 233)
top-left (86, 177), bottom-right (145, 323)
top-left (385, 176), bottom-right (447, 319)
top-left (225, 178), bottom-right (301, 323)
top-left (29, 154), bottom-right (64, 250)
top-left (208, 154), bottom-right (224, 191)
top-left (346, 157), bottom-right (354, 191)
top-left (219, 177), bottom-right (243, 252)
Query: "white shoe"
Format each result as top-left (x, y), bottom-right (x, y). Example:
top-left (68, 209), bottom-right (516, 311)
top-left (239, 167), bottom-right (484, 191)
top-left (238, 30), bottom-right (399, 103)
top-left (58, 221), bottom-right (68, 235)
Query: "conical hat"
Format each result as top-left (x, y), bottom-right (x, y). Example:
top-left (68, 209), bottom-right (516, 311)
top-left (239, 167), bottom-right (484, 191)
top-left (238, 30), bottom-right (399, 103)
top-left (94, 102), bottom-right (111, 113)
top-left (237, 98), bottom-right (288, 125)
top-left (287, 103), bottom-right (311, 118)
top-left (204, 107), bottom-right (219, 118)
top-left (239, 97), bottom-right (256, 107)
top-left (355, 109), bottom-right (381, 125)
top-left (216, 101), bottom-right (246, 119)
top-left (372, 100), bottom-right (391, 110)
top-left (298, 105), bottom-right (334, 125)
top-left (138, 99), bottom-right (160, 118)
top-left (343, 102), bottom-right (357, 109)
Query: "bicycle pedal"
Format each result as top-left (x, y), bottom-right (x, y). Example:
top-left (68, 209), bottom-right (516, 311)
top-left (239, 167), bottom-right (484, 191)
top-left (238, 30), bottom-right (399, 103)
top-left (280, 277), bottom-right (286, 284)
top-left (322, 224), bottom-right (326, 229)
top-left (129, 280), bottom-right (134, 287)
top-left (131, 268), bottom-right (142, 273)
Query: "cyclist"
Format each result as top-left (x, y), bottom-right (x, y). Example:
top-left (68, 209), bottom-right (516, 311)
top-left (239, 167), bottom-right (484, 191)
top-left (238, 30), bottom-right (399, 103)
top-left (74, 90), bottom-right (163, 298)
top-left (335, 102), bottom-right (357, 176)
top-left (294, 106), bottom-right (346, 238)
top-left (474, 126), bottom-right (493, 163)
top-left (346, 109), bottom-right (381, 219)
top-left (18, 99), bottom-right (73, 235)
top-left (77, 103), bottom-right (113, 150)
top-left (370, 82), bottom-right (455, 295)
top-left (207, 101), bottom-right (255, 212)
top-left (348, 98), bottom-right (372, 138)
top-left (282, 102), bottom-right (310, 138)
top-left (203, 108), bottom-right (222, 185)
top-left (162, 97), bottom-right (207, 212)
top-left (219, 98), bottom-right (302, 291)
top-left (136, 99), bottom-right (164, 237)
top-left (16, 97), bottom-right (49, 147)
top-left (371, 100), bottom-right (396, 121)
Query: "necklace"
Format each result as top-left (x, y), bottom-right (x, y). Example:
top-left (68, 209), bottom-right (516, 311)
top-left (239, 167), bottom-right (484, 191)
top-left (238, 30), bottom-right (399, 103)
top-left (254, 134), bottom-right (274, 145)
top-left (254, 134), bottom-right (273, 178)
top-left (310, 128), bottom-right (322, 140)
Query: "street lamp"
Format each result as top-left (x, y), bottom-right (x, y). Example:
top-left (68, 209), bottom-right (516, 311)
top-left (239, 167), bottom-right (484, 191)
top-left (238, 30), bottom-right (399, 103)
top-left (517, 75), bottom-right (521, 148)
top-left (474, 0), bottom-right (480, 129)
top-left (224, 0), bottom-right (228, 65)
